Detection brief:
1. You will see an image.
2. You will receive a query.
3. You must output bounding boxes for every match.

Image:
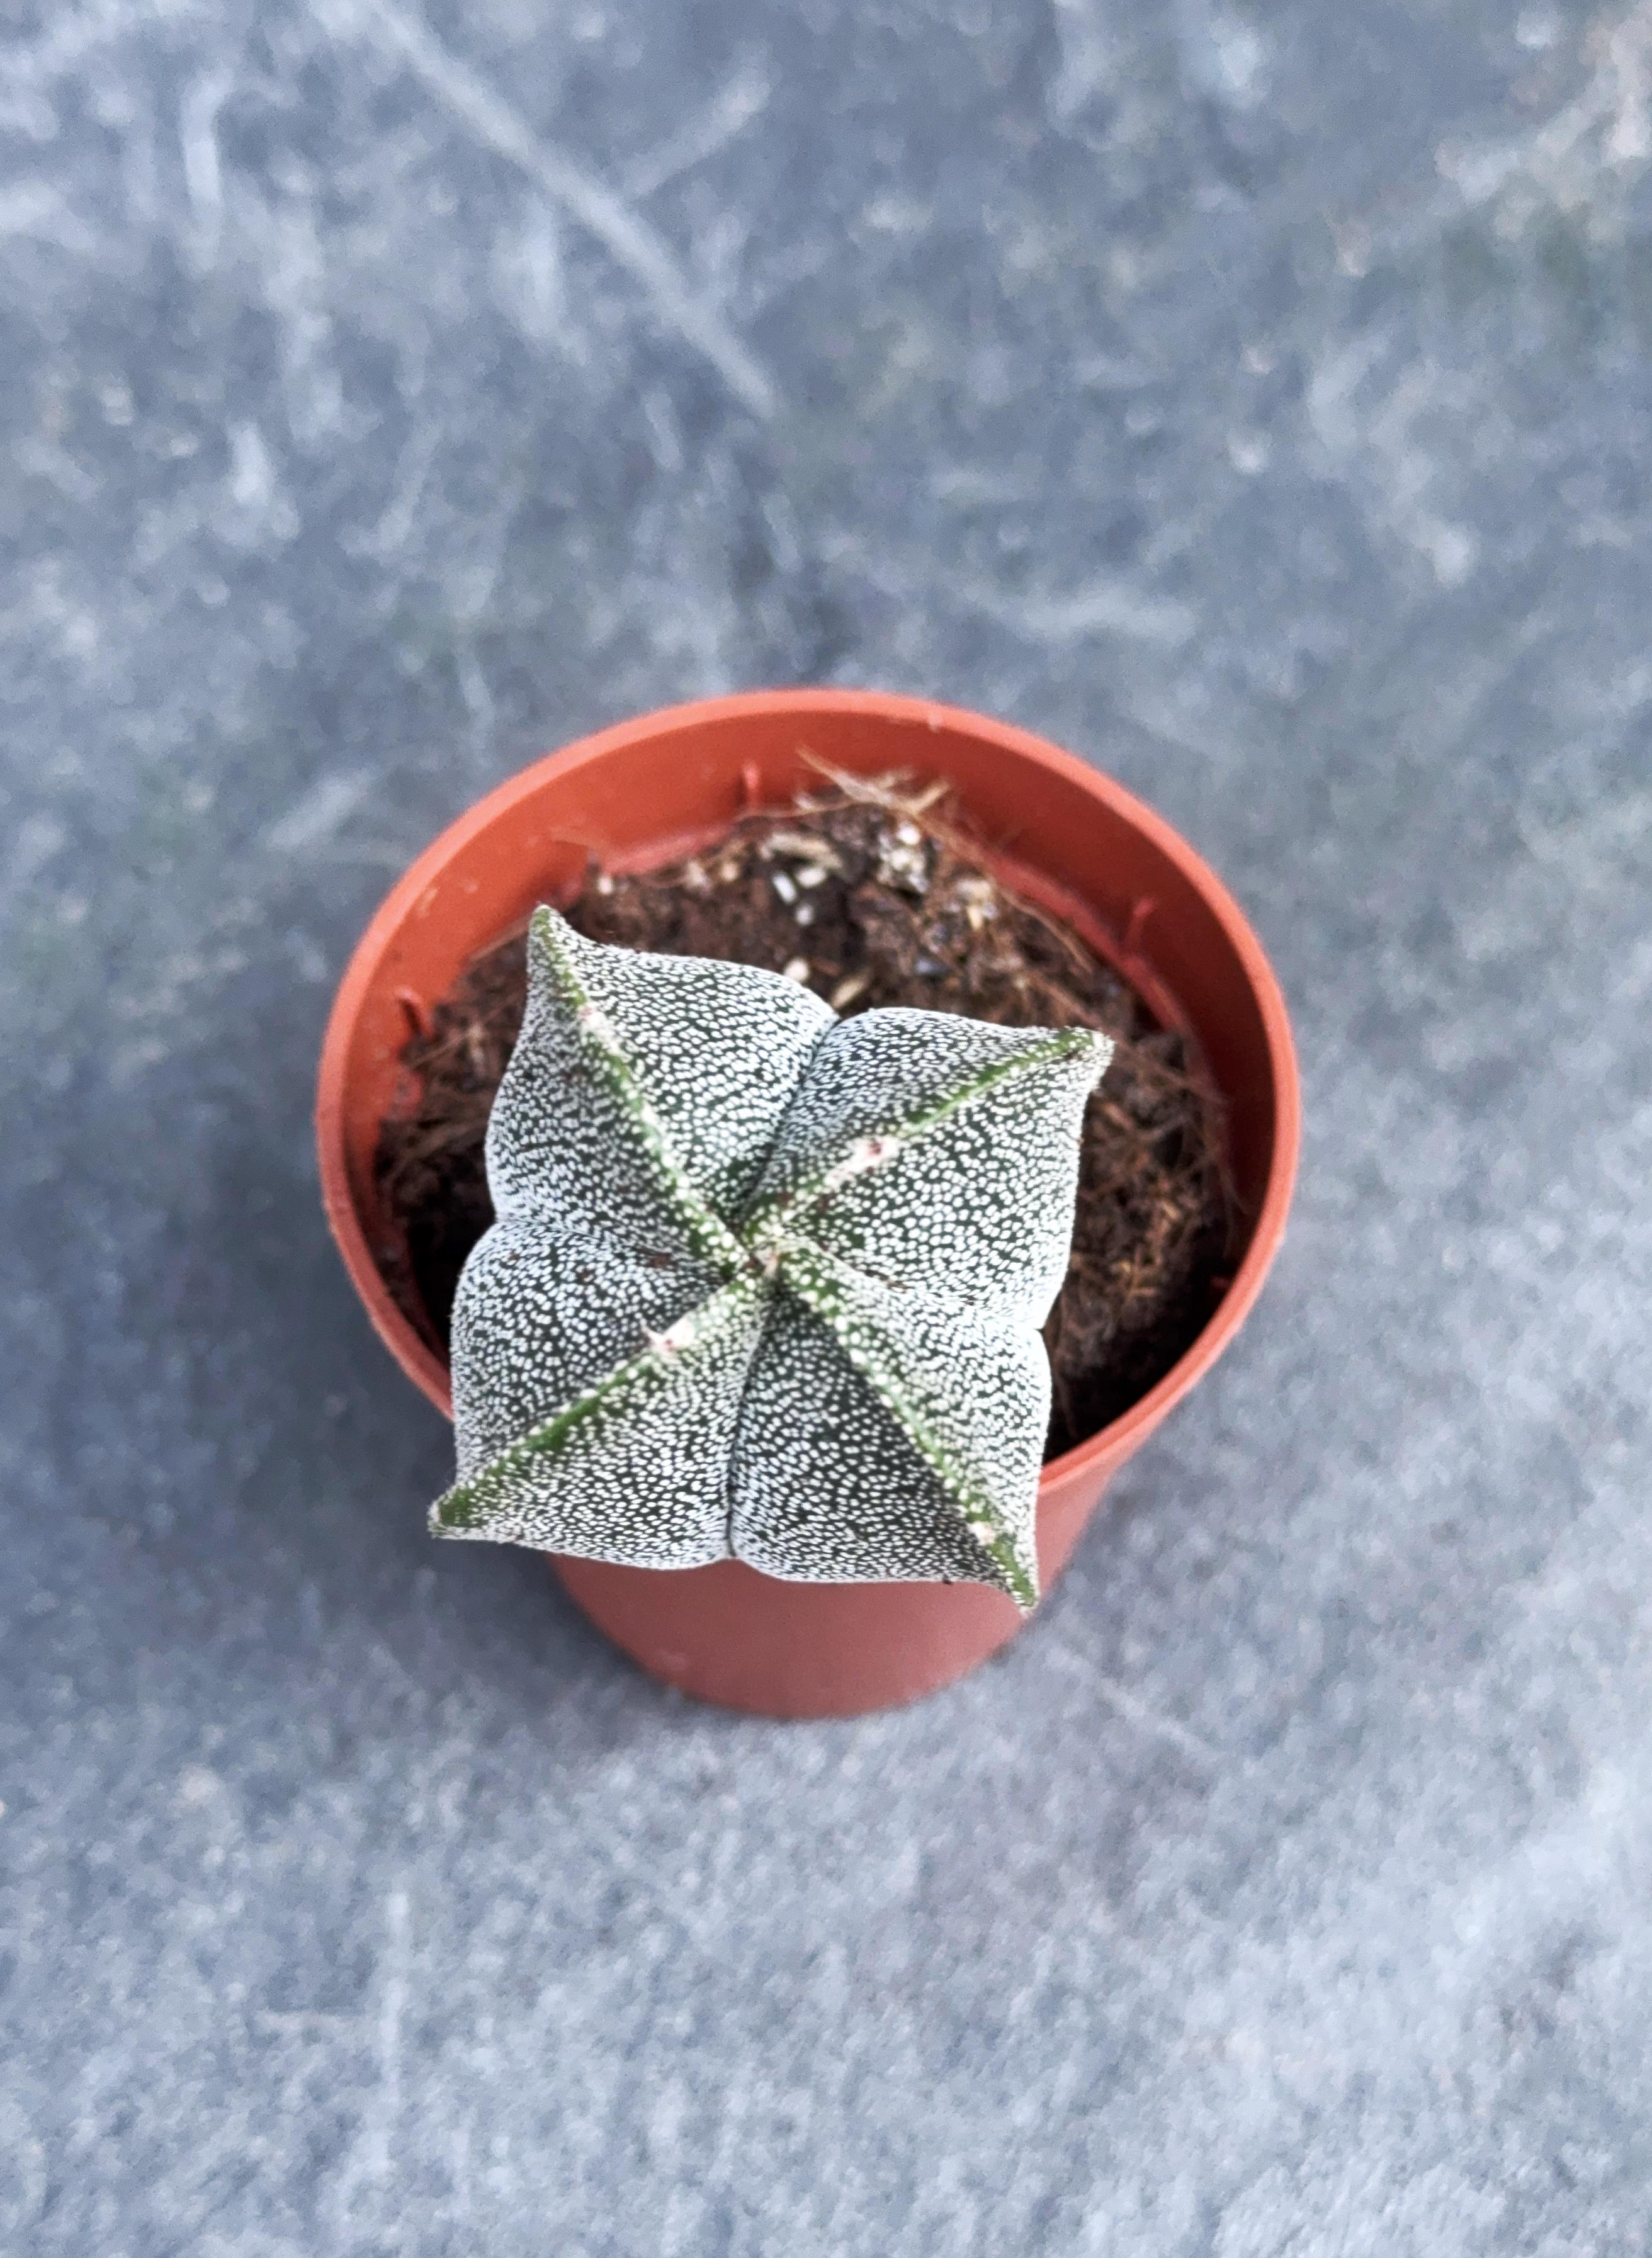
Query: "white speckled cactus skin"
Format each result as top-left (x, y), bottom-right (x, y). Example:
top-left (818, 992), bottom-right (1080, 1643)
top-left (431, 906), bottom-right (1111, 1608)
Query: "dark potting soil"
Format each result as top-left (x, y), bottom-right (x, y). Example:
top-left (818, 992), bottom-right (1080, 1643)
top-left (375, 770), bottom-right (1236, 1459)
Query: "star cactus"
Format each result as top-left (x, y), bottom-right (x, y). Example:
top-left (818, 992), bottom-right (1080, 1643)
top-left (430, 906), bottom-right (1111, 1608)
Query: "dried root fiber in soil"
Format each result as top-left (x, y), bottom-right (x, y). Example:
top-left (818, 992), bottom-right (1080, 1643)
top-left (375, 771), bottom-right (1235, 1459)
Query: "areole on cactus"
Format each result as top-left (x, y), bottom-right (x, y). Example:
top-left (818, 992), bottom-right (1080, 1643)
top-left (430, 905), bottom-right (1111, 1608)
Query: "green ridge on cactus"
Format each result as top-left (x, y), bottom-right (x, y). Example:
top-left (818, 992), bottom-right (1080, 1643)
top-left (430, 906), bottom-right (1111, 1608)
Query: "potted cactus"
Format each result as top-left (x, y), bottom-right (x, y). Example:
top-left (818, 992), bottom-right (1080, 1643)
top-left (435, 904), bottom-right (1109, 1610)
top-left (318, 690), bottom-right (1299, 1715)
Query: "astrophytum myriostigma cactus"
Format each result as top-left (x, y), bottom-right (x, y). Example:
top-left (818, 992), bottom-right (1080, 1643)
top-left (429, 906), bottom-right (1111, 1608)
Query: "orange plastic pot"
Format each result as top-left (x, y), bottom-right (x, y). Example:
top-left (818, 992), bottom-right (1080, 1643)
top-left (318, 691), bottom-right (1299, 1717)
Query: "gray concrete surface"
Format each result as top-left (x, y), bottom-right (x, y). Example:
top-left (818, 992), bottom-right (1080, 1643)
top-left (4, 3), bottom-right (1651, 2251)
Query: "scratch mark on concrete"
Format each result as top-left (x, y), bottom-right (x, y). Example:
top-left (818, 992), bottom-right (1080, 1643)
top-left (1045, 1639), bottom-right (1223, 1761)
top-left (1089, 1671), bottom-right (1221, 1763)
top-left (621, 54), bottom-right (771, 198)
top-left (366, 1886), bottom-right (411, 2182)
top-left (340, 0), bottom-right (779, 419)
top-left (179, 65), bottom-right (233, 269)
top-left (349, 424), bottom-right (442, 561)
top-left (264, 772), bottom-right (372, 854)
top-left (966, 574), bottom-right (1196, 649)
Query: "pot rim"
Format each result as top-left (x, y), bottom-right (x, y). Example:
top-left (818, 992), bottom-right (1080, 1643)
top-left (317, 687), bottom-right (1301, 1481)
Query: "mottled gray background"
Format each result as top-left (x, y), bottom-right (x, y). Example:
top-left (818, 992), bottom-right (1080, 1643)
top-left (4, 1), bottom-right (1651, 2251)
